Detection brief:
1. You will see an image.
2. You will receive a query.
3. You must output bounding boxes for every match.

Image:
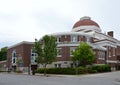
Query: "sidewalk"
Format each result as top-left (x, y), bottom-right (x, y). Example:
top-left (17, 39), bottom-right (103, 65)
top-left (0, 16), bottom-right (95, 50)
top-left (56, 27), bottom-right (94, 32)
top-left (21, 72), bottom-right (77, 77)
top-left (4, 71), bottom-right (120, 78)
top-left (6, 71), bottom-right (80, 77)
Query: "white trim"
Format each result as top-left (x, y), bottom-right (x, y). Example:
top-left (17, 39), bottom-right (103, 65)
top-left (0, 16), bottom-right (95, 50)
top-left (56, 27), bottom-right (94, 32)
top-left (71, 35), bottom-right (77, 42)
top-left (80, 16), bottom-right (91, 20)
top-left (98, 58), bottom-right (105, 60)
top-left (94, 40), bottom-right (117, 48)
top-left (113, 47), bottom-right (115, 56)
top-left (51, 32), bottom-right (92, 37)
top-left (106, 60), bottom-right (118, 63)
top-left (0, 60), bottom-right (7, 63)
top-left (56, 36), bottom-right (61, 43)
top-left (57, 55), bottom-right (62, 57)
top-left (12, 63), bottom-right (17, 66)
top-left (8, 41), bottom-right (34, 49)
top-left (70, 47), bottom-right (76, 57)
top-left (57, 43), bottom-right (79, 47)
top-left (31, 49), bottom-right (38, 63)
top-left (89, 43), bottom-right (107, 51)
top-left (94, 32), bottom-right (120, 46)
top-left (53, 61), bottom-right (72, 64)
top-left (71, 26), bottom-right (101, 32)
top-left (57, 48), bottom-right (62, 57)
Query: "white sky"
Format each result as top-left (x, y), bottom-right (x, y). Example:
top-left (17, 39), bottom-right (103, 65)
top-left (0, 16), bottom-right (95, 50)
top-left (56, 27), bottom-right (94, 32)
top-left (0, 0), bottom-right (120, 48)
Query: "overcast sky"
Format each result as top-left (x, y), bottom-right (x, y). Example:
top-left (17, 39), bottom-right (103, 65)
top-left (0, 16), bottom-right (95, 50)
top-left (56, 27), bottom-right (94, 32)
top-left (0, 0), bottom-right (120, 48)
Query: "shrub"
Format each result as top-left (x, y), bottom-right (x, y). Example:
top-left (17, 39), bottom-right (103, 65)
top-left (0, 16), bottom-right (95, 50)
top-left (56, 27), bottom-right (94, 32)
top-left (91, 64), bottom-right (111, 73)
top-left (36, 68), bottom-right (76, 75)
top-left (87, 67), bottom-right (97, 73)
top-left (36, 64), bottom-right (111, 75)
top-left (78, 67), bottom-right (89, 74)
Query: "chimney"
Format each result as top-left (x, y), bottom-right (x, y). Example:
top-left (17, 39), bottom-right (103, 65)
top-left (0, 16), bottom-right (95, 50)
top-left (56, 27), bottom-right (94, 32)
top-left (107, 31), bottom-right (114, 37)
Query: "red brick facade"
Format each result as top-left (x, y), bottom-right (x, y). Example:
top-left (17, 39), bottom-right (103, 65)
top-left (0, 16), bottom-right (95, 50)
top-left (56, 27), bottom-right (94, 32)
top-left (7, 42), bottom-right (33, 71)
top-left (7, 16), bottom-right (120, 70)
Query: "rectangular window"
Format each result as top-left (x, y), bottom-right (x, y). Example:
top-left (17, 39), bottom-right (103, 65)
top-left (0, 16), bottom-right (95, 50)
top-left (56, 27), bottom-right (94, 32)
top-left (13, 53), bottom-right (16, 57)
top-left (58, 64), bottom-right (61, 68)
top-left (54, 64), bottom-right (61, 68)
top-left (57, 48), bottom-right (62, 57)
top-left (12, 50), bottom-right (16, 64)
top-left (13, 58), bottom-right (15, 63)
top-left (54, 64), bottom-right (57, 68)
top-left (86, 37), bottom-right (91, 43)
top-left (70, 47), bottom-right (76, 57)
top-left (57, 36), bottom-right (61, 43)
top-left (12, 50), bottom-right (16, 57)
top-left (109, 52), bottom-right (111, 57)
top-left (71, 36), bottom-right (77, 42)
top-left (79, 36), bottom-right (81, 42)
top-left (64, 35), bottom-right (67, 38)
top-left (108, 47), bottom-right (111, 57)
top-left (98, 51), bottom-right (105, 60)
top-left (31, 49), bottom-right (38, 63)
top-left (71, 63), bottom-right (74, 68)
top-left (113, 48), bottom-right (115, 56)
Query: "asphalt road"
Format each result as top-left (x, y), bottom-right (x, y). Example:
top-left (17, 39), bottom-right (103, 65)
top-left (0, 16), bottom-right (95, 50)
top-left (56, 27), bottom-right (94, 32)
top-left (0, 71), bottom-right (120, 85)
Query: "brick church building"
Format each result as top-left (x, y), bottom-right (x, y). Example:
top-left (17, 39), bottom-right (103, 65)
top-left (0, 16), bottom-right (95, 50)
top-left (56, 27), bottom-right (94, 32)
top-left (7, 16), bottom-right (120, 71)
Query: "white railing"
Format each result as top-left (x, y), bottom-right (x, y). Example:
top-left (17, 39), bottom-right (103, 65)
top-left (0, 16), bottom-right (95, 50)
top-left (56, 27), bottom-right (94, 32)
top-left (57, 41), bottom-right (80, 45)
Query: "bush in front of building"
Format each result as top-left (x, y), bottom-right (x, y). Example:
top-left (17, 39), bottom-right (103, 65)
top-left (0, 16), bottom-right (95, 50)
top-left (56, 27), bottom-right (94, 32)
top-left (90, 64), bottom-right (111, 73)
top-left (36, 64), bottom-right (111, 75)
top-left (36, 68), bottom-right (76, 75)
top-left (36, 67), bottom-right (96, 74)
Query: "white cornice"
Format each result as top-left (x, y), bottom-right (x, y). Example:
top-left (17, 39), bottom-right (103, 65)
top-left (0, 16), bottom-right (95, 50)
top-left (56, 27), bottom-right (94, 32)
top-left (88, 43), bottom-right (107, 51)
top-left (71, 26), bottom-right (101, 32)
top-left (57, 42), bottom-right (107, 51)
top-left (57, 43), bottom-right (79, 47)
top-left (51, 31), bottom-right (92, 37)
top-left (95, 32), bottom-right (120, 43)
top-left (94, 40), bottom-right (117, 47)
top-left (8, 41), bottom-right (34, 49)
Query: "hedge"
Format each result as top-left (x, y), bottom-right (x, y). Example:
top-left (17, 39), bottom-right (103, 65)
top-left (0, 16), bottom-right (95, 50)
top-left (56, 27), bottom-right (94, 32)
top-left (36, 64), bottom-right (111, 74)
top-left (91, 64), bottom-right (111, 73)
top-left (36, 68), bottom-right (76, 75)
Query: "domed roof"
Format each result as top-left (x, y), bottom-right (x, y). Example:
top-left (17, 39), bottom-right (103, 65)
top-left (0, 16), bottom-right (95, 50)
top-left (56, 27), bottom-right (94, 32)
top-left (73, 16), bottom-right (100, 28)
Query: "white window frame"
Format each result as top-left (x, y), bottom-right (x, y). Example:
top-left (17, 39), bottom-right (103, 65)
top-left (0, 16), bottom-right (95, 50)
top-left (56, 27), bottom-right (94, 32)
top-left (86, 37), bottom-right (91, 43)
top-left (31, 49), bottom-right (38, 63)
top-left (57, 48), bottom-right (62, 57)
top-left (12, 50), bottom-right (17, 64)
top-left (57, 36), bottom-right (61, 43)
top-left (98, 51), bottom-right (105, 60)
top-left (108, 47), bottom-right (111, 57)
top-left (70, 47), bottom-right (76, 57)
top-left (71, 35), bottom-right (77, 42)
top-left (113, 47), bottom-right (115, 56)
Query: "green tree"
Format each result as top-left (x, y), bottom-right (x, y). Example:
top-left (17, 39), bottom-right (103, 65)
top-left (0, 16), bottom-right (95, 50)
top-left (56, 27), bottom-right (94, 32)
top-left (0, 47), bottom-right (7, 61)
top-left (72, 42), bottom-right (95, 67)
top-left (0, 64), bottom-right (2, 71)
top-left (34, 35), bottom-right (57, 75)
